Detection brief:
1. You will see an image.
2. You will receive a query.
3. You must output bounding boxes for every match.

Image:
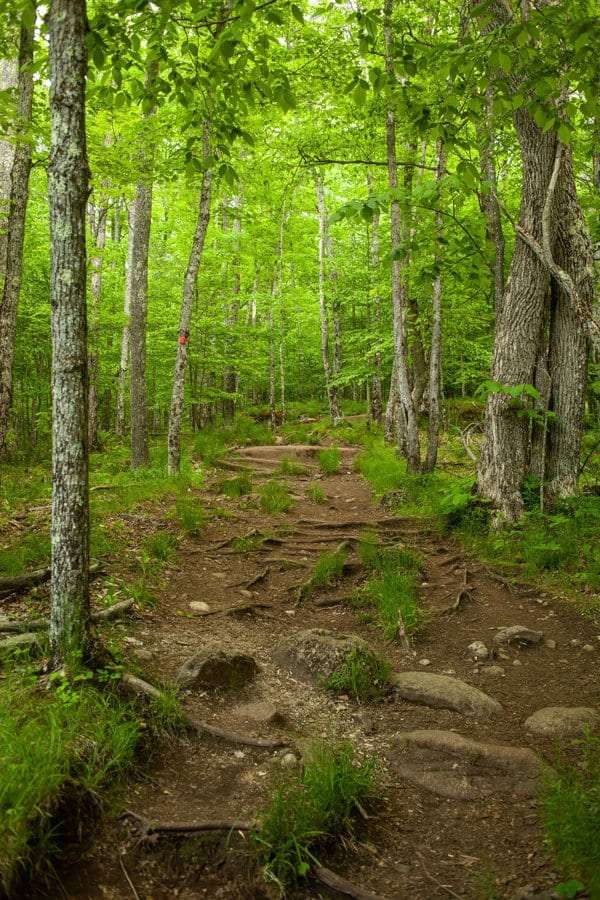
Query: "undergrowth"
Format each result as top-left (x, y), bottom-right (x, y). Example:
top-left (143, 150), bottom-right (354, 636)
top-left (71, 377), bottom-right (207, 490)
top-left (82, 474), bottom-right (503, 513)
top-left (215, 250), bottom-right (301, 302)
top-left (324, 646), bottom-right (391, 701)
top-left (542, 734), bottom-right (600, 898)
top-left (301, 545), bottom-right (348, 598)
top-left (306, 482), bottom-right (326, 503)
top-left (276, 457), bottom-right (308, 476)
top-left (255, 742), bottom-right (377, 891)
top-left (318, 447), bottom-right (342, 475)
top-left (218, 473), bottom-right (253, 498)
top-left (353, 536), bottom-right (423, 640)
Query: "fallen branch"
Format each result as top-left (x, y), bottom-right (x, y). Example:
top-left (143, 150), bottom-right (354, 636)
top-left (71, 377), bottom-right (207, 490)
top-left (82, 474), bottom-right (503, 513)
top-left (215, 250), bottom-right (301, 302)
top-left (192, 600), bottom-right (275, 619)
top-left (0, 598), bottom-right (134, 634)
top-left (122, 809), bottom-right (256, 836)
top-left (0, 560), bottom-right (104, 602)
top-left (313, 866), bottom-right (387, 900)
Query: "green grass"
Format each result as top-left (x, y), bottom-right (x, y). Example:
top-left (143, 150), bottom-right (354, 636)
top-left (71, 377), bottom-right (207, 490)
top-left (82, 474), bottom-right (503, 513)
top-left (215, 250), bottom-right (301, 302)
top-left (301, 545), bottom-right (348, 599)
top-left (255, 742), bottom-right (377, 891)
top-left (306, 482), bottom-right (326, 504)
top-left (259, 481), bottom-right (292, 514)
top-left (276, 457), bottom-right (309, 476)
top-left (324, 646), bottom-right (391, 701)
top-left (194, 417), bottom-right (273, 466)
top-left (354, 537), bottom-right (423, 640)
top-left (318, 447), bottom-right (342, 475)
top-left (542, 733), bottom-right (600, 897)
top-left (141, 530), bottom-right (178, 562)
top-left (218, 473), bottom-right (253, 497)
top-left (173, 496), bottom-right (206, 535)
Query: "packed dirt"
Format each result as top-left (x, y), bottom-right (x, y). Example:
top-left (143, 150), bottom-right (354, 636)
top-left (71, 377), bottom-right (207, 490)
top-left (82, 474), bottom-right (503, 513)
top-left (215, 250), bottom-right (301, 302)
top-left (52, 442), bottom-right (600, 899)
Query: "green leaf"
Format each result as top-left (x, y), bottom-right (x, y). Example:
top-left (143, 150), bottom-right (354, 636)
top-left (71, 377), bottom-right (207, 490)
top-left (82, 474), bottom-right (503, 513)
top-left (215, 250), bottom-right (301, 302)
top-left (291, 4), bottom-right (304, 23)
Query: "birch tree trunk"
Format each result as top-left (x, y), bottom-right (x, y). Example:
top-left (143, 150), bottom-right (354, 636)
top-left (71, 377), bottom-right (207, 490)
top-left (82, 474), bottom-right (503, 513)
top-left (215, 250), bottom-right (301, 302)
top-left (424, 141), bottom-right (446, 472)
top-left (315, 173), bottom-right (342, 424)
top-left (88, 203), bottom-right (107, 451)
top-left (222, 195), bottom-right (242, 423)
top-left (367, 174), bottom-right (383, 425)
top-left (116, 204), bottom-right (134, 437)
top-left (0, 6), bottom-right (34, 451)
top-left (48, 0), bottom-right (91, 665)
top-left (167, 123), bottom-right (213, 475)
top-left (129, 58), bottom-right (158, 469)
top-left (384, 0), bottom-right (421, 471)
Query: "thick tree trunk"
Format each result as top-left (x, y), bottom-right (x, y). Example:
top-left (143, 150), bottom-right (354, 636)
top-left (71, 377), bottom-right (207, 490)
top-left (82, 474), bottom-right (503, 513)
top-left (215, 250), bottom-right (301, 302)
top-left (424, 141), bottom-right (446, 472)
top-left (88, 203), bottom-right (107, 452)
top-left (0, 8), bottom-right (34, 451)
top-left (129, 59), bottom-right (158, 469)
top-left (478, 85), bottom-right (505, 316)
top-left (315, 173), bottom-right (342, 424)
top-left (48, 0), bottom-right (91, 664)
top-left (167, 123), bottom-right (212, 475)
top-left (384, 0), bottom-right (421, 471)
top-left (116, 204), bottom-right (134, 437)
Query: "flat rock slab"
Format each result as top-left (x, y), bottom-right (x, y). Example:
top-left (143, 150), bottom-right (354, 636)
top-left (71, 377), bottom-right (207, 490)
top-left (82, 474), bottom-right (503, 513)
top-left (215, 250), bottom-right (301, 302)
top-left (390, 730), bottom-right (543, 800)
top-left (177, 649), bottom-right (259, 690)
top-left (524, 706), bottom-right (600, 738)
top-left (390, 671), bottom-right (503, 718)
top-left (231, 701), bottom-right (284, 726)
top-left (274, 628), bottom-right (369, 682)
top-left (494, 625), bottom-right (544, 647)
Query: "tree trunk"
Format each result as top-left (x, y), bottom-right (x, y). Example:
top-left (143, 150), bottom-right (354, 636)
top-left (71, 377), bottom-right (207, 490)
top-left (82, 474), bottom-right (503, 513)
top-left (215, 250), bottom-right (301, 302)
top-left (222, 195), bottom-right (242, 423)
top-left (0, 7), bottom-right (34, 451)
top-left (88, 203), bottom-right (107, 452)
top-left (48, 0), bottom-right (91, 665)
top-left (367, 174), bottom-right (383, 425)
top-left (116, 203), bottom-right (134, 438)
top-left (167, 123), bottom-right (212, 475)
top-left (129, 59), bottom-right (158, 469)
top-left (315, 173), bottom-right (342, 424)
top-left (478, 85), bottom-right (505, 316)
top-left (384, 0), bottom-right (421, 471)
top-left (424, 141), bottom-right (446, 472)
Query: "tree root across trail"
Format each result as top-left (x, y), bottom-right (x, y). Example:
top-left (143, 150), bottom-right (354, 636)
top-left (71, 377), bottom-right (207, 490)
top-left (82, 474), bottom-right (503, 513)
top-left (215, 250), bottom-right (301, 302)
top-left (53, 442), bottom-right (600, 900)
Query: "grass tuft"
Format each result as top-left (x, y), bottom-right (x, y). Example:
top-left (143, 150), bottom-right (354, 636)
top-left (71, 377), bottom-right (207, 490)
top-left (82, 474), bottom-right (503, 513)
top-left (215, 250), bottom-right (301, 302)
top-left (354, 537), bottom-right (423, 640)
top-left (259, 481), bottom-right (292, 514)
top-left (276, 457), bottom-right (309, 476)
top-left (173, 496), bottom-right (206, 535)
top-left (218, 474), bottom-right (253, 498)
top-left (301, 545), bottom-right (348, 599)
top-left (318, 447), bottom-right (342, 475)
top-left (324, 646), bottom-right (391, 701)
top-left (141, 531), bottom-right (178, 562)
top-left (256, 742), bottom-right (377, 890)
top-left (306, 482), bottom-right (326, 504)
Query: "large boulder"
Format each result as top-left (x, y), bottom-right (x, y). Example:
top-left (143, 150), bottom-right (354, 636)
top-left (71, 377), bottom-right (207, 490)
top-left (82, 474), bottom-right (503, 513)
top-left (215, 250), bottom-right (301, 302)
top-left (524, 706), bottom-right (599, 738)
top-left (390, 729), bottom-right (543, 800)
top-left (390, 671), bottom-right (503, 718)
top-left (177, 648), bottom-right (259, 690)
top-left (274, 628), bottom-right (370, 682)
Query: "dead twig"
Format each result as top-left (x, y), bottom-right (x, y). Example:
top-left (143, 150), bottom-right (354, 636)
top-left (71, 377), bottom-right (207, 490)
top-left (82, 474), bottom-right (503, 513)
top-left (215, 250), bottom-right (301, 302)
top-left (192, 600), bottom-right (275, 619)
top-left (415, 851), bottom-right (463, 900)
top-left (122, 809), bottom-right (256, 837)
top-left (439, 588), bottom-right (472, 616)
top-left (118, 855), bottom-right (141, 900)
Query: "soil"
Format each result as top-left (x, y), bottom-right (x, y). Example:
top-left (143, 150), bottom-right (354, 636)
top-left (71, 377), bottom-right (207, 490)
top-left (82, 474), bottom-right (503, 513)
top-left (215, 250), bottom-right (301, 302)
top-left (44, 442), bottom-right (600, 899)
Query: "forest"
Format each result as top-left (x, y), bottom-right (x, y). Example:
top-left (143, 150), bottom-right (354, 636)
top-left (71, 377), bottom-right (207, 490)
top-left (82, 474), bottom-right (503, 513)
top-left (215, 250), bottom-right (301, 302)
top-left (1, 0), bottom-right (600, 897)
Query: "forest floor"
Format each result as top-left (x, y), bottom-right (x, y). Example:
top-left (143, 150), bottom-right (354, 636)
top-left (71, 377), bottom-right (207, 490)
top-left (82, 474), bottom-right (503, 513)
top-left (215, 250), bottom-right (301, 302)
top-left (22, 437), bottom-right (595, 900)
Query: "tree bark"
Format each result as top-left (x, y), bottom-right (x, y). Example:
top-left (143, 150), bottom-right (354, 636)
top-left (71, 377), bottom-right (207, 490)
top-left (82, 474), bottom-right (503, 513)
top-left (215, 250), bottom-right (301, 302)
top-left (367, 174), bottom-right (383, 425)
top-left (478, 85), bottom-right (505, 316)
top-left (167, 122), bottom-right (212, 475)
top-left (424, 141), bottom-right (446, 472)
top-left (0, 6), bottom-right (34, 451)
top-left (48, 0), bottom-right (91, 664)
top-left (129, 58), bottom-right (158, 469)
top-left (222, 195), bottom-right (242, 423)
top-left (116, 203), bottom-right (134, 437)
top-left (384, 0), bottom-right (421, 471)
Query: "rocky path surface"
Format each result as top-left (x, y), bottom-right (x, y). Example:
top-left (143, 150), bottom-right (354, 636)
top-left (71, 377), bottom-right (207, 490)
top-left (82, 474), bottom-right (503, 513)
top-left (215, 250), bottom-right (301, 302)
top-left (58, 443), bottom-right (600, 900)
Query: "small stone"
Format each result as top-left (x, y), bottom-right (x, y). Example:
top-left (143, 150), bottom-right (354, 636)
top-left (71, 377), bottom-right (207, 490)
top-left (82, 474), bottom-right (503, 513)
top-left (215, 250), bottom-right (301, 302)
top-left (544, 639), bottom-right (556, 650)
top-left (480, 665), bottom-right (505, 677)
top-left (132, 648), bottom-right (154, 662)
top-left (467, 641), bottom-right (489, 661)
top-left (513, 659), bottom-right (522, 667)
top-left (524, 706), bottom-right (600, 738)
top-left (280, 752), bottom-right (299, 769)
top-left (189, 601), bottom-right (210, 613)
top-left (124, 636), bottom-right (143, 647)
top-left (234, 750), bottom-right (245, 759)
top-left (497, 650), bottom-right (511, 660)
top-left (284, 609), bottom-right (296, 616)
top-left (570, 638), bottom-right (580, 647)
top-left (232, 701), bottom-right (284, 726)
top-left (419, 658), bottom-right (431, 666)
top-left (583, 644), bottom-right (594, 653)
top-left (494, 626), bottom-right (544, 647)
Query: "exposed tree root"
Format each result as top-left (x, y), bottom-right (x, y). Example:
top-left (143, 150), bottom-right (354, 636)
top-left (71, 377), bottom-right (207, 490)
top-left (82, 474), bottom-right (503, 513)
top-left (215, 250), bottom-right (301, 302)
top-left (192, 719), bottom-right (292, 750)
top-left (313, 866), bottom-right (388, 900)
top-left (439, 588), bottom-right (473, 616)
top-left (192, 600), bottom-right (275, 619)
top-left (122, 809), bottom-right (257, 836)
top-left (228, 567), bottom-right (271, 589)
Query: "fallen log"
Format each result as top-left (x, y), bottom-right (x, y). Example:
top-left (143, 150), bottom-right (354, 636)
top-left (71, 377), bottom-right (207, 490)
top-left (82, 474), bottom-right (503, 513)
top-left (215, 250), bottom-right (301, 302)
top-left (0, 560), bottom-right (104, 602)
top-left (313, 866), bottom-right (387, 900)
top-left (0, 598), bottom-right (134, 634)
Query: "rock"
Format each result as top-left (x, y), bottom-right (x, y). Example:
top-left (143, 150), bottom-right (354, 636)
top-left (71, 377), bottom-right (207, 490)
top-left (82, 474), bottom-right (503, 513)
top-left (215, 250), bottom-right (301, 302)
top-left (418, 658), bottom-right (431, 666)
top-left (232, 701), bottom-right (284, 726)
top-left (480, 665), bottom-right (505, 677)
top-left (524, 706), bottom-right (600, 738)
top-left (177, 649), bottom-right (259, 690)
top-left (583, 644), bottom-right (594, 653)
top-left (513, 659), bottom-right (522, 666)
top-left (544, 639), bottom-right (556, 650)
top-left (494, 625), bottom-right (544, 647)
top-left (390, 730), bottom-right (543, 800)
top-left (390, 672), bottom-right (503, 719)
top-left (124, 636), bottom-right (143, 646)
top-left (467, 641), bottom-right (489, 661)
top-left (274, 628), bottom-right (370, 682)
top-left (132, 648), bottom-right (154, 662)
top-left (280, 751), bottom-right (299, 769)
top-left (0, 632), bottom-right (38, 656)
top-left (189, 601), bottom-right (210, 613)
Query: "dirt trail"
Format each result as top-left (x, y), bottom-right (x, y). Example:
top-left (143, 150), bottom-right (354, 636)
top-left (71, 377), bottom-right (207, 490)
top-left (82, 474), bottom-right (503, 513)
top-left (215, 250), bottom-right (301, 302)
top-left (57, 444), bottom-right (600, 900)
